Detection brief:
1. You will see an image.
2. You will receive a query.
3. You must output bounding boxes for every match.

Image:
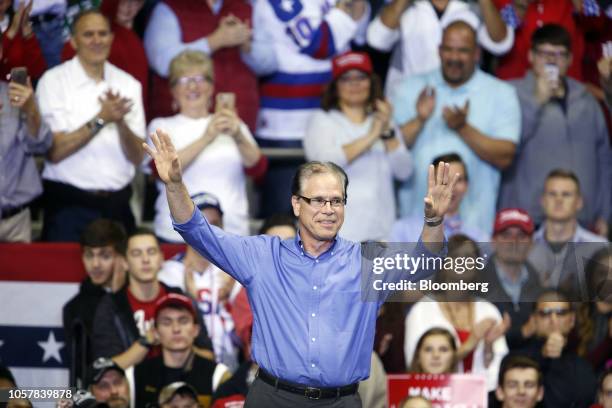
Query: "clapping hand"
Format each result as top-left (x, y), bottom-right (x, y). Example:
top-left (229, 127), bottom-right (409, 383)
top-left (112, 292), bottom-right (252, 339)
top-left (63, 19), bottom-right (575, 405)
top-left (442, 100), bottom-right (469, 131)
top-left (424, 161), bottom-right (460, 220)
top-left (212, 14), bottom-right (251, 49)
top-left (484, 312), bottom-right (511, 345)
top-left (143, 129), bottom-right (183, 185)
top-left (371, 99), bottom-right (393, 136)
top-left (416, 86), bottom-right (436, 122)
top-left (98, 90), bottom-right (133, 123)
top-left (7, 1), bottom-right (34, 39)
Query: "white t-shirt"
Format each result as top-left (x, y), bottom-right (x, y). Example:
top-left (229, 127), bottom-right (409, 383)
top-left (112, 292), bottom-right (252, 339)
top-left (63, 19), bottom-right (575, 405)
top-left (159, 256), bottom-right (240, 372)
top-left (147, 114), bottom-right (253, 241)
top-left (36, 57), bottom-right (146, 190)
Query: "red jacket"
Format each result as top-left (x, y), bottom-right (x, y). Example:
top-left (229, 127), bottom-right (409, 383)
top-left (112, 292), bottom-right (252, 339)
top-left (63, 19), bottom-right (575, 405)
top-left (148, 0), bottom-right (259, 130)
top-left (1, 31), bottom-right (47, 81)
top-left (494, 0), bottom-right (585, 80)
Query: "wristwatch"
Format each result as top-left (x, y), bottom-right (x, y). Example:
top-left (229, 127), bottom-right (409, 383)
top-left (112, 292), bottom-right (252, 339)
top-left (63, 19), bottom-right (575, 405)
top-left (137, 336), bottom-right (153, 349)
top-left (87, 116), bottom-right (106, 135)
top-left (380, 128), bottom-right (395, 140)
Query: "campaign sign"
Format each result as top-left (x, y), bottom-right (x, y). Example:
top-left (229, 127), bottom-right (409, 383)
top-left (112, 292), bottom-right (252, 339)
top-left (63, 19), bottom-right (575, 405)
top-left (387, 373), bottom-right (487, 408)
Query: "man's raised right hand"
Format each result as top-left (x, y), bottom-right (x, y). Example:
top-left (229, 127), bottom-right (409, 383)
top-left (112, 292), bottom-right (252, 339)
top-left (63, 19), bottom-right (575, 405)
top-left (143, 129), bottom-right (183, 185)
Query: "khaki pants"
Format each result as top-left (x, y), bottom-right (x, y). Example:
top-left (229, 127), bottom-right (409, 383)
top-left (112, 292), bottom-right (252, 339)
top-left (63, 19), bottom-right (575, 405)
top-left (0, 208), bottom-right (32, 242)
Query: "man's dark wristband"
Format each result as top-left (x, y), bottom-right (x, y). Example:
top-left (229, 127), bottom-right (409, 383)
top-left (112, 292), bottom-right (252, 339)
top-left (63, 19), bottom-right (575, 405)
top-left (137, 336), bottom-right (153, 349)
top-left (381, 128), bottom-right (396, 140)
top-left (425, 216), bottom-right (443, 227)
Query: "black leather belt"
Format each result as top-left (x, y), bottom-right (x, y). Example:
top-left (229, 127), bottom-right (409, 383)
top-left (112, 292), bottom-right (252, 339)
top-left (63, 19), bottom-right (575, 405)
top-left (257, 369), bottom-right (358, 400)
top-left (2, 203), bottom-right (29, 218)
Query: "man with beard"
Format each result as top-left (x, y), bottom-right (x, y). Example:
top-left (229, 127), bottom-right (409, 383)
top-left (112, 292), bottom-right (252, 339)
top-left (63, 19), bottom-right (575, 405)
top-left (393, 20), bottom-right (520, 235)
top-left (88, 358), bottom-right (131, 408)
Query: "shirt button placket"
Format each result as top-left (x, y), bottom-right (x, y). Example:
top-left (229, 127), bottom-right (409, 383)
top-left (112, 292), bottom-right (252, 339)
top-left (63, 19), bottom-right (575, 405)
top-left (309, 257), bottom-right (321, 374)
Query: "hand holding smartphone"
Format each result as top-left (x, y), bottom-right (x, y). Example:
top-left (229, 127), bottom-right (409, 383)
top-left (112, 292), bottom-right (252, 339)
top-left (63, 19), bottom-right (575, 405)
top-left (543, 63), bottom-right (560, 93)
top-left (10, 67), bottom-right (28, 85)
top-left (215, 92), bottom-right (236, 113)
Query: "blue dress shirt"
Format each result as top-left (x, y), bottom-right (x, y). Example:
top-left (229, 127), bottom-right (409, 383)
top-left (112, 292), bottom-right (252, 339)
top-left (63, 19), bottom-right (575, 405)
top-left (174, 207), bottom-right (443, 387)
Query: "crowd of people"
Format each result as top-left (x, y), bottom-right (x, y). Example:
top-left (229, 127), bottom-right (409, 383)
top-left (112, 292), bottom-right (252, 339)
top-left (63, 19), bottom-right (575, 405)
top-left (0, 0), bottom-right (611, 407)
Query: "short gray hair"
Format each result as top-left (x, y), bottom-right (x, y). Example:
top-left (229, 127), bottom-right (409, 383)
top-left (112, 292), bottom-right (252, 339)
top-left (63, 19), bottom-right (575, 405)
top-left (291, 161), bottom-right (349, 199)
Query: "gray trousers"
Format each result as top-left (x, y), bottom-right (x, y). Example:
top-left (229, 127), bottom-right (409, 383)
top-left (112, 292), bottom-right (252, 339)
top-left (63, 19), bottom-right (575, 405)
top-left (245, 378), bottom-right (362, 408)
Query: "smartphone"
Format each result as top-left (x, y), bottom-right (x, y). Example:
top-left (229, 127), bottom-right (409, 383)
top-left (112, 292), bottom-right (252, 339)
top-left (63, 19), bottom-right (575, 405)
top-left (544, 64), bottom-right (559, 82)
top-left (215, 92), bottom-right (236, 112)
top-left (10, 67), bottom-right (28, 85)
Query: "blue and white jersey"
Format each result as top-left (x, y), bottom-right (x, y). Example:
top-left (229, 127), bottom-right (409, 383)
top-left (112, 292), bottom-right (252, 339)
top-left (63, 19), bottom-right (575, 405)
top-left (254, 0), bottom-right (368, 145)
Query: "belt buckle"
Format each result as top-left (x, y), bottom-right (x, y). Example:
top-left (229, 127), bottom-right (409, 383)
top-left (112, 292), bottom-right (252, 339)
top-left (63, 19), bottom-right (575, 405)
top-left (304, 387), bottom-right (322, 400)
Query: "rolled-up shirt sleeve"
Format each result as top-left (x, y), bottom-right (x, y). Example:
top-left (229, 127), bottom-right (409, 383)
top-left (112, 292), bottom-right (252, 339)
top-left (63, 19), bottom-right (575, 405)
top-left (366, 15), bottom-right (400, 52)
top-left (18, 114), bottom-right (53, 154)
top-left (477, 22), bottom-right (514, 56)
top-left (240, 1), bottom-right (278, 76)
top-left (144, 2), bottom-right (212, 77)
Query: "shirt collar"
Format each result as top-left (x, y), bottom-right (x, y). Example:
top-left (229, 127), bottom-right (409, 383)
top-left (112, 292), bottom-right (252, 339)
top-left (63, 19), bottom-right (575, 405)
top-left (534, 223), bottom-right (585, 243)
top-left (69, 56), bottom-right (108, 87)
top-left (434, 68), bottom-right (483, 93)
top-left (494, 260), bottom-right (529, 286)
top-left (294, 228), bottom-right (339, 259)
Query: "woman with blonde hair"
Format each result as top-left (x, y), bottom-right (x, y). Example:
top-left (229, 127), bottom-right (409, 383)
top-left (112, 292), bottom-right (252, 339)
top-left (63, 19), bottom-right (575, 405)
top-left (147, 50), bottom-right (265, 242)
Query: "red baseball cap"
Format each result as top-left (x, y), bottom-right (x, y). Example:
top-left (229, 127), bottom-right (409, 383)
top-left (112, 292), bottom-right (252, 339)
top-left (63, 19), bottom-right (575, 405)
top-left (332, 52), bottom-right (373, 80)
top-left (155, 293), bottom-right (197, 320)
top-left (493, 208), bottom-right (535, 236)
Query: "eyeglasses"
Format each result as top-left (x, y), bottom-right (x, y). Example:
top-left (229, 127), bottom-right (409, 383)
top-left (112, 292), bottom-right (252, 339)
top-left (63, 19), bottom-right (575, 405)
top-left (297, 195), bottom-right (346, 208)
top-left (534, 48), bottom-right (570, 60)
top-left (536, 308), bottom-right (572, 318)
top-left (338, 72), bottom-right (370, 84)
top-left (172, 74), bottom-right (211, 87)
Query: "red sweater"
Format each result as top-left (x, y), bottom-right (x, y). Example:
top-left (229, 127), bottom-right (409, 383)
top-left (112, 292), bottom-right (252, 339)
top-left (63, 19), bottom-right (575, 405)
top-left (494, 0), bottom-right (585, 81)
top-left (1, 32), bottom-right (47, 81)
top-left (148, 0), bottom-right (258, 130)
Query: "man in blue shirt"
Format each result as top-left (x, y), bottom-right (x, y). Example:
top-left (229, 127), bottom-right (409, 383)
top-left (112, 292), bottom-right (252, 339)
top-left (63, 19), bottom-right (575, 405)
top-left (393, 20), bottom-right (520, 235)
top-left (143, 130), bottom-right (458, 407)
